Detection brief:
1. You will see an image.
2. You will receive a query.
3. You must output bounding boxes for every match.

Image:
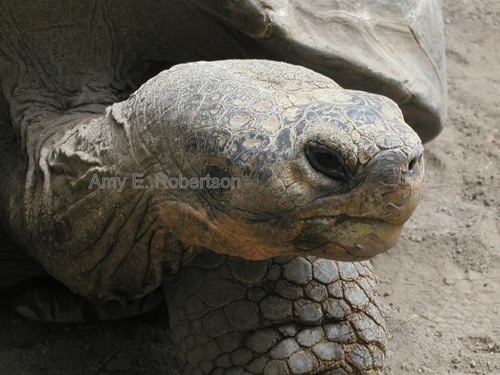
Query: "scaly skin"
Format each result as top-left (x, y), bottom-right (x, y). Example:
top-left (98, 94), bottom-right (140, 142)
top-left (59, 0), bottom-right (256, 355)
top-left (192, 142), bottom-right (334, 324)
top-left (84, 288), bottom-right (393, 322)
top-left (166, 251), bottom-right (386, 374)
top-left (7, 61), bottom-right (423, 302)
top-left (0, 60), bottom-right (422, 373)
top-left (1, 60), bottom-right (423, 374)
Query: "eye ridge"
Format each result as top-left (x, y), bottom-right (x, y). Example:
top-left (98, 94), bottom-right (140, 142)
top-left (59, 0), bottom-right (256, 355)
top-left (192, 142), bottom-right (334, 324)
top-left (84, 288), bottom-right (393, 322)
top-left (305, 142), bottom-right (350, 182)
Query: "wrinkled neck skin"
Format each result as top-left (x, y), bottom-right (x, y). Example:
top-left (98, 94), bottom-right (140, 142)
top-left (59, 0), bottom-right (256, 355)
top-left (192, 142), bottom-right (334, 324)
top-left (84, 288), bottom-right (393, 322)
top-left (10, 95), bottom-right (298, 303)
top-left (9, 99), bottom-right (208, 302)
top-left (0, 1), bottom-right (280, 301)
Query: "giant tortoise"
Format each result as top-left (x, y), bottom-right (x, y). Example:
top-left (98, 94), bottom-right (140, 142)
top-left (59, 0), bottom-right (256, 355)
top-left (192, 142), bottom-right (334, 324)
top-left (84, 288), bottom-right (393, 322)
top-left (0, 0), bottom-right (446, 374)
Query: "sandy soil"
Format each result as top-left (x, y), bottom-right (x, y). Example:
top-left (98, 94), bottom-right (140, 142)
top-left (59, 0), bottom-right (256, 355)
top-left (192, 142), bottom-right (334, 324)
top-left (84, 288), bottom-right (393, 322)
top-left (0, 0), bottom-right (498, 374)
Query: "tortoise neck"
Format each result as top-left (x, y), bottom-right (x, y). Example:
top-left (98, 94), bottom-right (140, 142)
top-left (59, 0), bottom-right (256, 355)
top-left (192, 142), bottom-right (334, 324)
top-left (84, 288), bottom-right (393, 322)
top-left (16, 106), bottom-right (187, 301)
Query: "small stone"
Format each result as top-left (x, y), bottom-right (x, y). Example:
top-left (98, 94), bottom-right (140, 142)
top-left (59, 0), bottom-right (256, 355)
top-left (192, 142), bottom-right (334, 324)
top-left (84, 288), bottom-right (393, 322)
top-left (443, 278), bottom-right (455, 286)
top-left (470, 360), bottom-right (477, 368)
top-left (409, 234), bottom-right (424, 243)
top-left (488, 342), bottom-right (500, 353)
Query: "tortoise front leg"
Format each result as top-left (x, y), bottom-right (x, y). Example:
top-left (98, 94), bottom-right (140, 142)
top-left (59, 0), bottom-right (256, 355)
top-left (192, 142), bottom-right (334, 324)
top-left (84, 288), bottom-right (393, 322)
top-left (164, 251), bottom-right (386, 374)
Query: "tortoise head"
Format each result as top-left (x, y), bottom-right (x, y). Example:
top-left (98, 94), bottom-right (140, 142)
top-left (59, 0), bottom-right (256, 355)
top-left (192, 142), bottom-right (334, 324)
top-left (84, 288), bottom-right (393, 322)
top-left (118, 60), bottom-right (424, 261)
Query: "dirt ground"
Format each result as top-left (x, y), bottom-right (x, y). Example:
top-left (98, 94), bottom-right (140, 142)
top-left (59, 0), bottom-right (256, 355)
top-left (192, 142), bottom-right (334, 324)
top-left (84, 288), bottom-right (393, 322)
top-left (0, 0), bottom-right (498, 374)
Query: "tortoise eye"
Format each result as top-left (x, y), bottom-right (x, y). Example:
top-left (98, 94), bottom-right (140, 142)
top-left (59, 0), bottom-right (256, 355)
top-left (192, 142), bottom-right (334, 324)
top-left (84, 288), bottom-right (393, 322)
top-left (305, 142), bottom-right (349, 182)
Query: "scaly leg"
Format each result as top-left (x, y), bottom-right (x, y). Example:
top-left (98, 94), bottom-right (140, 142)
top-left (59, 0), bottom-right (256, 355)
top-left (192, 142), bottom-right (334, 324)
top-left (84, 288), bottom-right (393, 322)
top-left (165, 251), bottom-right (386, 374)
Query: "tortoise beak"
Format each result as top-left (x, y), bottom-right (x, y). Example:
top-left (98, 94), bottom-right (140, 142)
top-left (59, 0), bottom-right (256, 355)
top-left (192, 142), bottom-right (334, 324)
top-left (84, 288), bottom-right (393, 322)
top-left (361, 149), bottom-right (425, 223)
top-left (294, 148), bottom-right (424, 260)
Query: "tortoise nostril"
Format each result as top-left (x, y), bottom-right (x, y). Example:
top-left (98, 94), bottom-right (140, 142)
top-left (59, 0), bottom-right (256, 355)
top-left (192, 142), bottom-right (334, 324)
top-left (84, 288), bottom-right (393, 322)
top-left (305, 142), bottom-right (349, 181)
top-left (408, 154), bottom-right (422, 174)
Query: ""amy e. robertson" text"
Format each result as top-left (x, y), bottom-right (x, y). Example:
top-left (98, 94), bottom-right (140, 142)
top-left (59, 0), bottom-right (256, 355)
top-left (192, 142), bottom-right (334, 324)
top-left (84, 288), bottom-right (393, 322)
top-left (88, 173), bottom-right (241, 192)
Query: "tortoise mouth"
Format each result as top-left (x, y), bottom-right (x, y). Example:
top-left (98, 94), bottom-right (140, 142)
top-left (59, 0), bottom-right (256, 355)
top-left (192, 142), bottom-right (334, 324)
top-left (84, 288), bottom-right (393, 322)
top-left (292, 216), bottom-right (403, 261)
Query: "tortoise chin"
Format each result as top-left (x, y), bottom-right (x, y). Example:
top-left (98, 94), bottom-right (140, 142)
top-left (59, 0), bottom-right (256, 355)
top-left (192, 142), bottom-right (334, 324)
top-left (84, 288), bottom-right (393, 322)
top-left (291, 217), bottom-right (404, 261)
